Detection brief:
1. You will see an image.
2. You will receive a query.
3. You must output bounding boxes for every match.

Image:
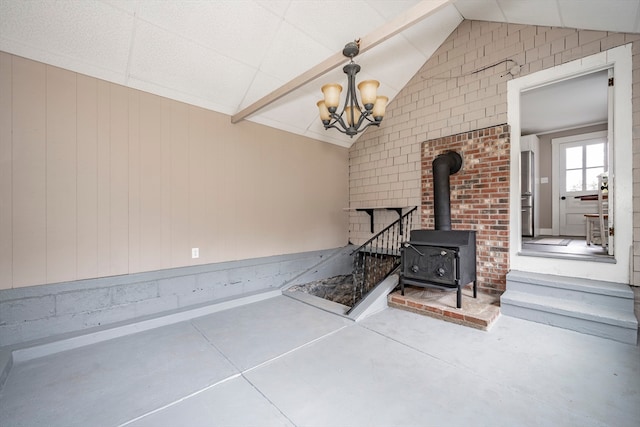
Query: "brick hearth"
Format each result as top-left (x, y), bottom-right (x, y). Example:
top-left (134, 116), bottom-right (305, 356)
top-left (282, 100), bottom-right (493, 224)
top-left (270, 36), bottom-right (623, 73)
top-left (388, 285), bottom-right (500, 330)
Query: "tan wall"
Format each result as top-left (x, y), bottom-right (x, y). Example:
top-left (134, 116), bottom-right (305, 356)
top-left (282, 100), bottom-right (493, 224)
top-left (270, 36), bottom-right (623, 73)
top-left (349, 20), bottom-right (640, 286)
top-left (0, 52), bottom-right (349, 290)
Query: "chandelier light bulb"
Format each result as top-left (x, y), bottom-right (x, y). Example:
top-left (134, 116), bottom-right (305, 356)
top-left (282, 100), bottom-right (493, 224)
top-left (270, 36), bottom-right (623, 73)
top-left (316, 100), bottom-right (331, 123)
top-left (344, 106), bottom-right (362, 126)
top-left (372, 96), bottom-right (388, 121)
top-left (357, 80), bottom-right (379, 110)
top-left (321, 83), bottom-right (342, 112)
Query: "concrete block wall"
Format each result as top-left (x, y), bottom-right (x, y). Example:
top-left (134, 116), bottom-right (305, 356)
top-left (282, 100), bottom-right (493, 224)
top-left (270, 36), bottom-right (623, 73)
top-left (0, 247), bottom-right (348, 347)
top-left (349, 19), bottom-right (640, 288)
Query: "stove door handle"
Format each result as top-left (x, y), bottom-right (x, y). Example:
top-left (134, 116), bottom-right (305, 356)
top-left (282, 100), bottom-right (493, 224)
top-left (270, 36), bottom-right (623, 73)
top-left (403, 242), bottom-right (424, 256)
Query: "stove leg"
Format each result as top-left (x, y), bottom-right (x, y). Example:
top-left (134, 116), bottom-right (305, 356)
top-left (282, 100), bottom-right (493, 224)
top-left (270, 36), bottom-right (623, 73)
top-left (400, 280), bottom-right (405, 296)
top-left (473, 280), bottom-right (477, 298)
top-left (456, 286), bottom-right (461, 309)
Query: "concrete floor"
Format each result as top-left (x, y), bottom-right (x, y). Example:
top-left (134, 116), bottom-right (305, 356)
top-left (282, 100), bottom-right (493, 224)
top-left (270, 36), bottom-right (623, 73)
top-left (1, 295), bottom-right (639, 427)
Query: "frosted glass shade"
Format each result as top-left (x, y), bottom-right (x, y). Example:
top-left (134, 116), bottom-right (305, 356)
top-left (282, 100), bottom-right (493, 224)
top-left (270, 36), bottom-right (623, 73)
top-left (372, 96), bottom-right (388, 119)
top-left (357, 80), bottom-right (379, 109)
top-left (321, 83), bottom-right (342, 110)
top-left (344, 106), bottom-right (361, 126)
top-left (317, 100), bottom-right (331, 122)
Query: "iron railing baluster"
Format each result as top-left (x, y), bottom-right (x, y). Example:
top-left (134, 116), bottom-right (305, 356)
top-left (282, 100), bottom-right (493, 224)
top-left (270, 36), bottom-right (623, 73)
top-left (349, 207), bottom-right (417, 311)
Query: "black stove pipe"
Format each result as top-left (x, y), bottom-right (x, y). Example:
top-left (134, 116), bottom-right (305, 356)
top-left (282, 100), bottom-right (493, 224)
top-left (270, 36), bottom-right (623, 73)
top-left (432, 151), bottom-right (463, 231)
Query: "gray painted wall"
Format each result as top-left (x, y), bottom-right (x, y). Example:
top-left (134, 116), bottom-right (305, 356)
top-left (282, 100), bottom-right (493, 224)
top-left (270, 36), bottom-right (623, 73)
top-left (0, 246), bottom-right (354, 347)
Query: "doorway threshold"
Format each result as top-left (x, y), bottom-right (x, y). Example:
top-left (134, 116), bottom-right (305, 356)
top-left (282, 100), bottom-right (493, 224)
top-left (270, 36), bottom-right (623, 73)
top-left (518, 249), bottom-right (616, 263)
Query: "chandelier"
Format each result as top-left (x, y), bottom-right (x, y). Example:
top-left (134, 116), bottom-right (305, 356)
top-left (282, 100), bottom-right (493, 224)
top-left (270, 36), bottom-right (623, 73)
top-left (316, 41), bottom-right (388, 137)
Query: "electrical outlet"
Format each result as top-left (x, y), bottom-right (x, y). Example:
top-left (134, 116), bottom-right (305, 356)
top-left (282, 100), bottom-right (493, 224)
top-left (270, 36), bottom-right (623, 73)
top-left (192, 248), bottom-right (199, 259)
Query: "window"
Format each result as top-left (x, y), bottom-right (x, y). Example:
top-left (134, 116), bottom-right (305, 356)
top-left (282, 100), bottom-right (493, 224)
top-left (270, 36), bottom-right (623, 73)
top-left (565, 141), bottom-right (607, 192)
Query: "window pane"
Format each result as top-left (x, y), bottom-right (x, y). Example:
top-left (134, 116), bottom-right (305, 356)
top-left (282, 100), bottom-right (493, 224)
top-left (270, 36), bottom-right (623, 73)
top-left (586, 167), bottom-right (604, 191)
top-left (586, 143), bottom-right (605, 167)
top-left (566, 146), bottom-right (583, 169)
top-left (566, 170), bottom-right (583, 192)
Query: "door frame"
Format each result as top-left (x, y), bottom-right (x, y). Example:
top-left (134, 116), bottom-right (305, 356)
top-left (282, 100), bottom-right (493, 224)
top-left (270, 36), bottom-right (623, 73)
top-left (508, 44), bottom-right (632, 284)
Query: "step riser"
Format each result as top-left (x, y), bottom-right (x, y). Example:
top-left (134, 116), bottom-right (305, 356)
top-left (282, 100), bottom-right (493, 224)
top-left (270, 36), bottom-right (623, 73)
top-left (503, 271), bottom-right (638, 345)
top-left (501, 302), bottom-right (638, 345)
top-left (506, 279), bottom-right (634, 312)
top-left (501, 293), bottom-right (637, 328)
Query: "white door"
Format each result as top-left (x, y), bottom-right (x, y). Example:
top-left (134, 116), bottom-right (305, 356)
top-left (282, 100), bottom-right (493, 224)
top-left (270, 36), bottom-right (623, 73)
top-left (557, 134), bottom-right (608, 236)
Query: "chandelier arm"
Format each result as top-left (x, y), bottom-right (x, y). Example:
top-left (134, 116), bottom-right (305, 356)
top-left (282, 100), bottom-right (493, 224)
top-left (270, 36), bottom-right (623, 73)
top-left (328, 112), bottom-right (350, 132)
top-left (327, 103), bottom-right (379, 136)
top-left (355, 120), bottom-right (381, 134)
top-left (323, 122), bottom-right (349, 135)
top-left (350, 77), bottom-right (360, 110)
top-left (326, 111), bottom-right (380, 135)
top-left (346, 63), bottom-right (362, 111)
top-left (354, 110), bottom-right (374, 129)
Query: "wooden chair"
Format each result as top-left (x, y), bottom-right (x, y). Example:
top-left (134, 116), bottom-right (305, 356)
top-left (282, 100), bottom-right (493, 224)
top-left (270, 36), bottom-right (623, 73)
top-left (585, 174), bottom-right (608, 247)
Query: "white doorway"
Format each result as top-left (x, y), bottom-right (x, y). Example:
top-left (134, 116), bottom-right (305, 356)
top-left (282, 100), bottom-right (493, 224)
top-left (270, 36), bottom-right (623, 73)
top-left (508, 44), bottom-right (633, 284)
top-left (553, 131), bottom-right (608, 236)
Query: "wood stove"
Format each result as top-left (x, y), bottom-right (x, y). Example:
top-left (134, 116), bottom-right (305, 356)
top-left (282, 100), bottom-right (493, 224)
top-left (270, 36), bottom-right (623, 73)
top-left (400, 151), bottom-right (477, 308)
top-left (400, 230), bottom-right (477, 308)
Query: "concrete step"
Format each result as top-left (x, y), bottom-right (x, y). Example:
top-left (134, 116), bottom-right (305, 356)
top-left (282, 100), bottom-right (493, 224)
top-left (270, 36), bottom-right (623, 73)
top-left (506, 270), bottom-right (635, 312)
top-left (502, 271), bottom-right (638, 345)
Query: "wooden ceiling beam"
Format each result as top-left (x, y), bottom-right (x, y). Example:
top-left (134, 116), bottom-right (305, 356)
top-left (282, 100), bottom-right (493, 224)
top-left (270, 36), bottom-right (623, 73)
top-left (230, 0), bottom-right (454, 124)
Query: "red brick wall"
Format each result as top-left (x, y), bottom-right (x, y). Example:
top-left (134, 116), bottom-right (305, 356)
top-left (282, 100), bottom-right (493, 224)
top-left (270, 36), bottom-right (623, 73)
top-left (421, 124), bottom-right (510, 293)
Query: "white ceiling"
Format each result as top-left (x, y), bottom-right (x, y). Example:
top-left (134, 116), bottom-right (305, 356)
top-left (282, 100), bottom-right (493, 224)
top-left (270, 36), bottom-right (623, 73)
top-left (1, 0), bottom-right (639, 147)
top-left (521, 70), bottom-right (609, 135)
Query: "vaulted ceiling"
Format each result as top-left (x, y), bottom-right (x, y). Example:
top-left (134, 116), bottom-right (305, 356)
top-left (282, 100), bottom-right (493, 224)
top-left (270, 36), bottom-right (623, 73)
top-left (1, 0), bottom-right (639, 147)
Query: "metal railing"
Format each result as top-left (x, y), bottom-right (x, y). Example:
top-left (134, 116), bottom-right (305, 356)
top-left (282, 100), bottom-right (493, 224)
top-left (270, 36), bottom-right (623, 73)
top-left (349, 207), bottom-right (417, 308)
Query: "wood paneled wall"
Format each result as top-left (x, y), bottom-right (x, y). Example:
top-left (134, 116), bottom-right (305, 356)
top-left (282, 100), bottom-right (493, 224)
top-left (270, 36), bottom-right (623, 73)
top-left (0, 52), bottom-right (349, 289)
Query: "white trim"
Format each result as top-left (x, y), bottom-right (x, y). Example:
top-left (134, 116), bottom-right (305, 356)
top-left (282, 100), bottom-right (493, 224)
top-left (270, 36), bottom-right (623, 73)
top-left (532, 120), bottom-right (608, 136)
top-left (508, 44), bottom-right (633, 284)
top-left (551, 130), bottom-right (608, 145)
top-left (551, 140), bottom-right (559, 236)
